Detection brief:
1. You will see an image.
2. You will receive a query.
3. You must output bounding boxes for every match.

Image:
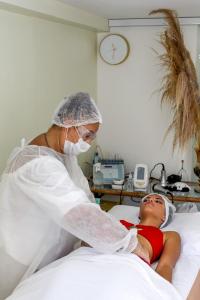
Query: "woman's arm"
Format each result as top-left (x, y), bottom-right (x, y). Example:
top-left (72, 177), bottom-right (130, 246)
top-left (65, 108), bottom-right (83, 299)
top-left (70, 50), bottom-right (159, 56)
top-left (18, 157), bottom-right (139, 254)
top-left (63, 203), bottom-right (139, 253)
top-left (155, 231), bottom-right (181, 282)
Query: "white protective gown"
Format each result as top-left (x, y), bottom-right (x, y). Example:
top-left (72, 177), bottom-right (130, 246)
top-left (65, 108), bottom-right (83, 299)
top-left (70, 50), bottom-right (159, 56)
top-left (0, 144), bottom-right (137, 300)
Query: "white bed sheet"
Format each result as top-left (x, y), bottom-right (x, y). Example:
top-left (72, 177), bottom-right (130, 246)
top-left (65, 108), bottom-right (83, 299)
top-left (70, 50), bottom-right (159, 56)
top-left (7, 247), bottom-right (182, 300)
top-left (6, 205), bottom-right (200, 300)
top-left (172, 254), bottom-right (200, 298)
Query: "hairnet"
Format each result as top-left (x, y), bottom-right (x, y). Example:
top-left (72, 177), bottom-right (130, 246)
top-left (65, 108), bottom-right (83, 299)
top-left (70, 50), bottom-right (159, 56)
top-left (141, 193), bottom-right (176, 228)
top-left (52, 92), bottom-right (102, 128)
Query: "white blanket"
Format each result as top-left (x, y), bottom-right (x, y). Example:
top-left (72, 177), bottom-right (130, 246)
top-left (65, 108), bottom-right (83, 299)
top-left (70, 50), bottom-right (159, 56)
top-left (7, 247), bottom-right (182, 300)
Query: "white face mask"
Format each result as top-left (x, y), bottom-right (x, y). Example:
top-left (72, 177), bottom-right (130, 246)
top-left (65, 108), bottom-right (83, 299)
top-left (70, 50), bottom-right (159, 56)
top-left (64, 137), bottom-right (91, 155)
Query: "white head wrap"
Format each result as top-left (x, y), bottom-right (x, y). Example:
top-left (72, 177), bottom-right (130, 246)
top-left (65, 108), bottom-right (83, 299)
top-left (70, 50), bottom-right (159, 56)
top-left (52, 92), bottom-right (102, 128)
top-left (141, 193), bottom-right (176, 228)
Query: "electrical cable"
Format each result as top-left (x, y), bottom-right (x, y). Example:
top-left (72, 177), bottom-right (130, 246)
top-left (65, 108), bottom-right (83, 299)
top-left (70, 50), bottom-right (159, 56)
top-left (130, 197), bottom-right (141, 204)
top-left (152, 183), bottom-right (174, 204)
top-left (119, 181), bottom-right (126, 204)
top-left (95, 144), bottom-right (104, 159)
top-left (149, 162), bottom-right (165, 180)
top-left (166, 191), bottom-right (174, 204)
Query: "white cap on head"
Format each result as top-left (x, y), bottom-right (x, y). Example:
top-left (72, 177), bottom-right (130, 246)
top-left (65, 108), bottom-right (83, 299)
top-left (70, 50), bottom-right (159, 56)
top-left (52, 92), bottom-right (102, 128)
top-left (141, 193), bottom-right (176, 228)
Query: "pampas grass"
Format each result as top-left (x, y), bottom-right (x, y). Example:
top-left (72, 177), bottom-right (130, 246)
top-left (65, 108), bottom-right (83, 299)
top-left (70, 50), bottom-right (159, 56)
top-left (150, 9), bottom-right (200, 153)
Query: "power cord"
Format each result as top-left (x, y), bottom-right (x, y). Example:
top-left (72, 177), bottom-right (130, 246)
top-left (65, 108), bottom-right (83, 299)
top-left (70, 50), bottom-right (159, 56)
top-left (166, 192), bottom-right (174, 204)
top-left (95, 144), bottom-right (104, 160)
top-left (152, 183), bottom-right (174, 204)
top-left (149, 162), bottom-right (165, 180)
top-left (130, 197), bottom-right (141, 204)
top-left (119, 181), bottom-right (126, 204)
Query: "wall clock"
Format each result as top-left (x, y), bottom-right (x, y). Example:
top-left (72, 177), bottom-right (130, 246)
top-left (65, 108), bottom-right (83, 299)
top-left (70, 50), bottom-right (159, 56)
top-left (99, 34), bottom-right (130, 65)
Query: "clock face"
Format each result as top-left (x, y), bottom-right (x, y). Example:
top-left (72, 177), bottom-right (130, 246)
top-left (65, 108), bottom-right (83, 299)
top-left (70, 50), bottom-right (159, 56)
top-left (99, 34), bottom-right (130, 65)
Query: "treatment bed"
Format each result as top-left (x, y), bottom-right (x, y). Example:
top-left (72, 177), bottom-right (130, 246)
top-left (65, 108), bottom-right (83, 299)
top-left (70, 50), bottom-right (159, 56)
top-left (6, 205), bottom-right (200, 300)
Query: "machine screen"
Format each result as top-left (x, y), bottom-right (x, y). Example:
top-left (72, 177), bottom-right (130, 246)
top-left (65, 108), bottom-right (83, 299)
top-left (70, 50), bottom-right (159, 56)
top-left (137, 167), bottom-right (145, 180)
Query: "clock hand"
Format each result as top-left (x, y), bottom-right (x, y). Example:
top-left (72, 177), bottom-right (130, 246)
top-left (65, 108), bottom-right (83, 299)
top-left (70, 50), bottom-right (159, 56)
top-left (111, 43), bottom-right (117, 60)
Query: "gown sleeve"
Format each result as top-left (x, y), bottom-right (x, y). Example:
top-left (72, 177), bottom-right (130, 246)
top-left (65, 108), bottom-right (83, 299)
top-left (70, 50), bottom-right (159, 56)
top-left (15, 156), bottom-right (138, 254)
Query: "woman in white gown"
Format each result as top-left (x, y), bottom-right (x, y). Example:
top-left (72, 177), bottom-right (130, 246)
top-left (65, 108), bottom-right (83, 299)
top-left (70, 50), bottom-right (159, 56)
top-left (0, 92), bottom-right (138, 299)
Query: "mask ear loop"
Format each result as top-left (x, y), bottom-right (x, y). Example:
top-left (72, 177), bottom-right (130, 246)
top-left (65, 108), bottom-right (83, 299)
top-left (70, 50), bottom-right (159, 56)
top-left (61, 128), bottom-right (69, 153)
top-left (65, 128), bottom-right (69, 140)
top-left (75, 126), bottom-right (82, 140)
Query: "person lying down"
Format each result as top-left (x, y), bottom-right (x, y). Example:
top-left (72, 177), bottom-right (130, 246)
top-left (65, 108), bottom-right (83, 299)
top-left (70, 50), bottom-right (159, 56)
top-left (82, 193), bottom-right (181, 283)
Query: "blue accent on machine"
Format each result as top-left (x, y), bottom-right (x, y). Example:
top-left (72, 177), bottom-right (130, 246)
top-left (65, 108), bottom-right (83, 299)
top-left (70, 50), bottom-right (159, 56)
top-left (93, 159), bottom-right (125, 185)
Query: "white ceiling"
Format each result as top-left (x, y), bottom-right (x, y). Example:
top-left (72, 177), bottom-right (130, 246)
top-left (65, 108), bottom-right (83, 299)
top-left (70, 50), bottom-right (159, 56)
top-left (60, 0), bottom-right (200, 19)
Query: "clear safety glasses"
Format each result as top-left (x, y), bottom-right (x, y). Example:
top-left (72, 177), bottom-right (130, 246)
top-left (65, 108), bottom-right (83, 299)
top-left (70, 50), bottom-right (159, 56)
top-left (77, 126), bottom-right (97, 141)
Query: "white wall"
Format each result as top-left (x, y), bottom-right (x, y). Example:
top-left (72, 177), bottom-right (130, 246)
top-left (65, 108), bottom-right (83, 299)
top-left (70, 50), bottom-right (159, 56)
top-left (0, 0), bottom-right (108, 31)
top-left (97, 25), bottom-right (198, 179)
top-left (0, 8), bottom-right (97, 173)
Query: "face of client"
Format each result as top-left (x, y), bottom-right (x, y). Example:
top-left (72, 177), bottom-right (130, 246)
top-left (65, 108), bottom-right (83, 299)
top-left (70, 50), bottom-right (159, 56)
top-left (139, 194), bottom-right (166, 227)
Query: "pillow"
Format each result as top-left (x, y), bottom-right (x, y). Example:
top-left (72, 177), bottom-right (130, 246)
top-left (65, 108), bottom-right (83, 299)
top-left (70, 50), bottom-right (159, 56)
top-left (164, 212), bottom-right (200, 256)
top-left (109, 205), bottom-right (140, 223)
top-left (108, 205), bottom-right (200, 256)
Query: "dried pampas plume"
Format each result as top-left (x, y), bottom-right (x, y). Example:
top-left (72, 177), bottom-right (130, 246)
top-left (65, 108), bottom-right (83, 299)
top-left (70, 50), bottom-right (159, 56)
top-left (150, 9), bottom-right (200, 152)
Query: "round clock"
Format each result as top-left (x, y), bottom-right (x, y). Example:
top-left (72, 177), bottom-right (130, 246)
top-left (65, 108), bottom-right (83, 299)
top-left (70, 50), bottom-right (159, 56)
top-left (99, 34), bottom-right (130, 65)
